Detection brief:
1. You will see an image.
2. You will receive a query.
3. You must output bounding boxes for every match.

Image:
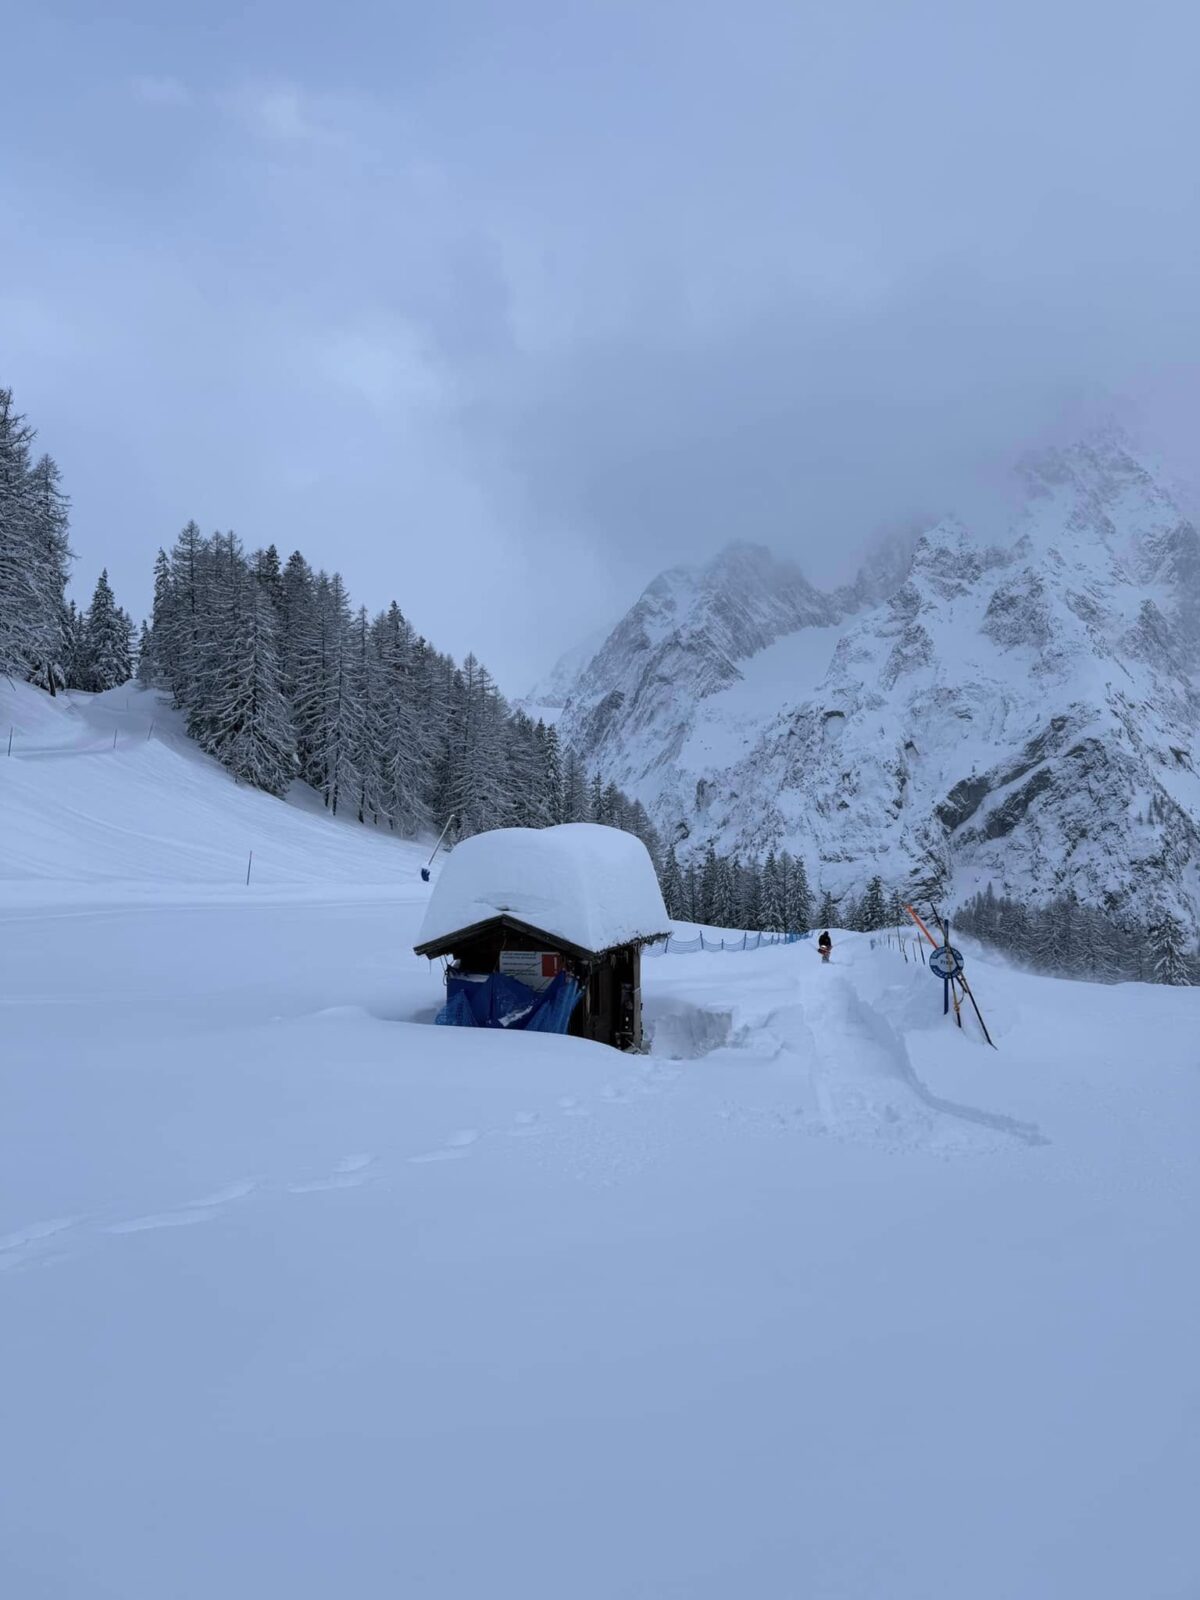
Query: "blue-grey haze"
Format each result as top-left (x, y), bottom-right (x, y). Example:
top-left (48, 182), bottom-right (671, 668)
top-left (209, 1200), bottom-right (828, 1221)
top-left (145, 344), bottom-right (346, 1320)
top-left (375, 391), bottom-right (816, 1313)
top-left (3, 0), bottom-right (1198, 688)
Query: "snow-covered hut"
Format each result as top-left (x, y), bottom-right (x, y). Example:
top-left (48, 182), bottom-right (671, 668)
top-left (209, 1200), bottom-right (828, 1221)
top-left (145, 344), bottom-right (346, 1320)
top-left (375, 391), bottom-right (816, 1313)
top-left (413, 824), bottom-right (671, 1050)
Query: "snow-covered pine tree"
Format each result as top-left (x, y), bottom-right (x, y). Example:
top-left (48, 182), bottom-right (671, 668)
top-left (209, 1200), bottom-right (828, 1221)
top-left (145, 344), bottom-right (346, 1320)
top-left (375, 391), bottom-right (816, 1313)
top-left (683, 861), bottom-right (700, 923)
top-left (860, 875), bottom-right (887, 931)
top-left (0, 388), bottom-right (40, 679)
top-left (660, 846), bottom-right (685, 920)
top-left (817, 889), bottom-right (837, 928)
top-left (184, 532), bottom-right (243, 750)
top-left (763, 849), bottom-right (784, 931)
top-left (562, 747), bottom-right (588, 823)
top-left (163, 521), bottom-right (208, 710)
top-left (373, 602), bottom-right (431, 836)
top-left (787, 853), bottom-right (813, 933)
top-left (204, 563), bottom-right (295, 795)
top-left (135, 621), bottom-right (152, 681)
top-left (740, 857), bottom-right (764, 932)
top-left (699, 843), bottom-right (720, 925)
top-left (1151, 909), bottom-right (1191, 985)
top-left (253, 544), bottom-right (283, 608)
top-left (541, 721), bottom-right (564, 824)
top-left (603, 780), bottom-right (625, 832)
top-left (588, 770), bottom-right (605, 824)
top-left (62, 600), bottom-right (85, 689)
top-left (310, 573), bottom-right (363, 816)
top-left (440, 653), bottom-right (508, 836)
top-left (23, 454), bottom-right (72, 694)
top-left (502, 709), bottom-right (545, 827)
top-left (625, 799), bottom-right (662, 873)
top-left (347, 605), bottom-right (389, 826)
top-left (77, 570), bottom-right (133, 691)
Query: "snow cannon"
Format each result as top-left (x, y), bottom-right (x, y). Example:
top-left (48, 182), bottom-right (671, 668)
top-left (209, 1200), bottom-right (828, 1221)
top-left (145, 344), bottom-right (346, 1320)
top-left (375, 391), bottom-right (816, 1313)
top-left (420, 813), bottom-right (457, 885)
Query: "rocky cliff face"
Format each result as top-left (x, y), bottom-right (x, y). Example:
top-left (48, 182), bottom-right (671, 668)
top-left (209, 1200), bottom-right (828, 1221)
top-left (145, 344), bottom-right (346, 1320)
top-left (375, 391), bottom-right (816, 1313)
top-left (553, 434), bottom-right (1200, 927)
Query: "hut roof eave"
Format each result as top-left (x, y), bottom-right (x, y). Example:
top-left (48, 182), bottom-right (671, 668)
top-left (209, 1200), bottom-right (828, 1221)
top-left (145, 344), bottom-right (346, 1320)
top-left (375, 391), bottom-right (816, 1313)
top-left (413, 912), bottom-right (670, 963)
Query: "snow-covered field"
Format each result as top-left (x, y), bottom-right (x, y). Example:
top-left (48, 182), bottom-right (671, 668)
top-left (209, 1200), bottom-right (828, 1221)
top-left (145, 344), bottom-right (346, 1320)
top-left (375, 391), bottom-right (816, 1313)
top-left (2, 685), bottom-right (1198, 1599)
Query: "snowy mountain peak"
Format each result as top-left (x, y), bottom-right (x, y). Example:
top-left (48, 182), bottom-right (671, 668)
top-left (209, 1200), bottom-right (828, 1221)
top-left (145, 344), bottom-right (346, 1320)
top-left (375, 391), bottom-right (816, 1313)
top-left (554, 438), bottom-right (1200, 929)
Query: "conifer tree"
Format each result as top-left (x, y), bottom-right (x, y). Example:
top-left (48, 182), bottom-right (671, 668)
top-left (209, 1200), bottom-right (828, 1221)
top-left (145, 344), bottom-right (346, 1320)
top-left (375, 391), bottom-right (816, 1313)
top-left (542, 722), bottom-right (564, 824)
top-left (205, 566), bottom-right (295, 795)
top-left (23, 455), bottom-right (72, 693)
top-left (0, 388), bottom-right (41, 678)
top-left (78, 570), bottom-right (133, 691)
top-left (1151, 909), bottom-right (1190, 985)
top-left (860, 875), bottom-right (887, 931)
top-left (699, 843), bottom-right (720, 924)
top-left (562, 748), bottom-right (588, 823)
top-left (788, 853), bottom-right (813, 933)
top-left (661, 846), bottom-right (685, 920)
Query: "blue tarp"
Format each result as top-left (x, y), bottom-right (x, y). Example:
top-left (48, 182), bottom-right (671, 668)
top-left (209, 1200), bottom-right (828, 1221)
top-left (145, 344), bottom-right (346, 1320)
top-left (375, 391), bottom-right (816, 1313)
top-left (435, 970), bottom-right (583, 1034)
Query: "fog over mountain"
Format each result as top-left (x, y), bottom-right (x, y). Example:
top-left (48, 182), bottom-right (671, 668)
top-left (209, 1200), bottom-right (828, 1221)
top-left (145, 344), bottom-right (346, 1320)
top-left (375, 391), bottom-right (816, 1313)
top-left (3, 2), bottom-right (1199, 687)
top-left (546, 429), bottom-right (1200, 926)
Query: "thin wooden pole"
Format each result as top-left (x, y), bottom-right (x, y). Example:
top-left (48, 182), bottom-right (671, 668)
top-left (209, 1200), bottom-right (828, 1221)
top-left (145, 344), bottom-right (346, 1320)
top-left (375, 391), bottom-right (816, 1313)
top-left (246, 850), bottom-right (253, 886)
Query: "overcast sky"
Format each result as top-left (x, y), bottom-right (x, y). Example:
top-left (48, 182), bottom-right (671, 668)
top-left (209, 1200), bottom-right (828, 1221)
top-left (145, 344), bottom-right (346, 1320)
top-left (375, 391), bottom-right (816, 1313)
top-left (3, 0), bottom-right (1198, 690)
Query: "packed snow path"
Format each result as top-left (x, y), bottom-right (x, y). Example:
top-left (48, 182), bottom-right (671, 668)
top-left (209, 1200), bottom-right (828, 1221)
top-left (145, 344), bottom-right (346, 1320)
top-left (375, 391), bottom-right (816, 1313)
top-left (2, 685), bottom-right (1199, 1599)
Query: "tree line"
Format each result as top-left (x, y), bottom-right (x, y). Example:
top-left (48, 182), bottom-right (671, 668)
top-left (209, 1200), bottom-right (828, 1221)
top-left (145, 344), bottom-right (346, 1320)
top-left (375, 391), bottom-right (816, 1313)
top-left (953, 883), bottom-right (1195, 985)
top-left (137, 522), bottom-right (666, 847)
top-left (659, 849), bottom-right (906, 937)
top-left (0, 387), bottom-right (135, 694)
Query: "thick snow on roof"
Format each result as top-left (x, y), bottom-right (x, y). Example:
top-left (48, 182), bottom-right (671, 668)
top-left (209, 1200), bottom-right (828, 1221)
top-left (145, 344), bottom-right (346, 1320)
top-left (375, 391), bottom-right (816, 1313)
top-left (416, 824), bottom-right (670, 955)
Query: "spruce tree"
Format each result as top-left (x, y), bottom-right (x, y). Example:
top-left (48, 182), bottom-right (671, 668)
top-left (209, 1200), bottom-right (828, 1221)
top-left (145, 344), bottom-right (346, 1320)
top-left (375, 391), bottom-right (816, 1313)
top-left (0, 388), bottom-right (40, 678)
top-left (542, 722), bottom-right (564, 824)
top-left (861, 875), bottom-right (887, 931)
top-left (788, 854), bottom-right (813, 933)
top-left (78, 570), bottom-right (133, 691)
top-left (205, 567), bottom-right (295, 795)
top-left (562, 748), bottom-right (588, 823)
top-left (1151, 909), bottom-right (1190, 985)
top-left (589, 770), bottom-right (605, 823)
top-left (699, 843), bottom-right (720, 924)
top-left (24, 454), bottom-right (72, 693)
top-left (661, 846), bottom-right (685, 920)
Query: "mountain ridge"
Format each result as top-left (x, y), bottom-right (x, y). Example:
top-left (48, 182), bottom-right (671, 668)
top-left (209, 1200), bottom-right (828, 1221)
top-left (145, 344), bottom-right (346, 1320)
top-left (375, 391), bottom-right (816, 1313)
top-left (552, 433), bottom-right (1200, 928)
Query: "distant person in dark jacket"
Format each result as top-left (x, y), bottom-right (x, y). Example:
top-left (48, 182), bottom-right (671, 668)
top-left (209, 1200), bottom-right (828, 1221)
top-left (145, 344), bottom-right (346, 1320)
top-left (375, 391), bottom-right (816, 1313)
top-left (818, 930), bottom-right (832, 962)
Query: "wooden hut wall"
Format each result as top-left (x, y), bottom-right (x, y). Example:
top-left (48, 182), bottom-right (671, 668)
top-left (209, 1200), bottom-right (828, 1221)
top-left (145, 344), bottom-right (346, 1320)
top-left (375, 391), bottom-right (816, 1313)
top-left (443, 926), bottom-right (644, 1051)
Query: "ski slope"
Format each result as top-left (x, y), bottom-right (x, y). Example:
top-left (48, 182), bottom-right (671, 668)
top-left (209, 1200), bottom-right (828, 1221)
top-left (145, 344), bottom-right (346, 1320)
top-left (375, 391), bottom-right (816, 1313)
top-left (2, 684), bottom-right (1199, 1599)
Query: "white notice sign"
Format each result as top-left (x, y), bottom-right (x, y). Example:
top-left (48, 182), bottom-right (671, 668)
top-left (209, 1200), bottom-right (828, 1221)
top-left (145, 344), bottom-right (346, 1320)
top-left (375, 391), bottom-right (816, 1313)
top-left (498, 950), bottom-right (562, 991)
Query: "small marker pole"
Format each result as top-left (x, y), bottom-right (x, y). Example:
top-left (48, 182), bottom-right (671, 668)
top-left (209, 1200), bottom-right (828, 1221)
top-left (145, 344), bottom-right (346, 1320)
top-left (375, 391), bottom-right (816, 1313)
top-left (112, 729), bottom-right (118, 750)
top-left (246, 850), bottom-right (253, 886)
top-left (147, 721), bottom-right (155, 741)
top-left (6, 727), bottom-right (12, 757)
